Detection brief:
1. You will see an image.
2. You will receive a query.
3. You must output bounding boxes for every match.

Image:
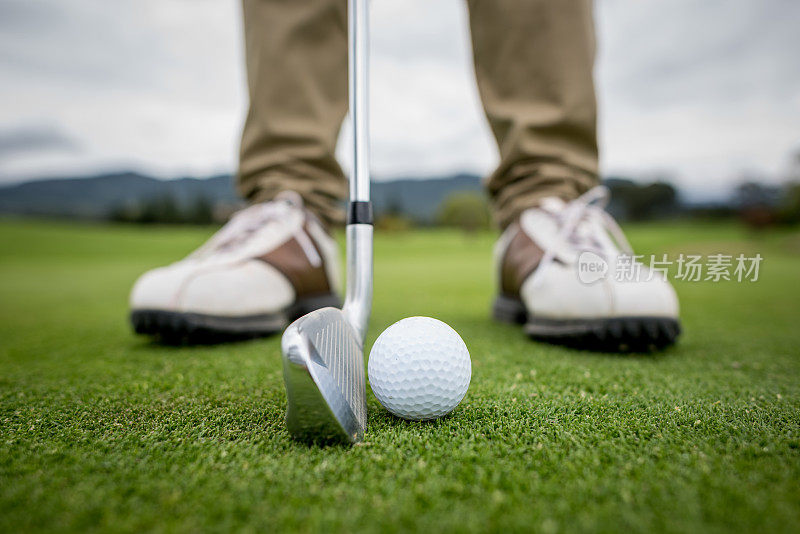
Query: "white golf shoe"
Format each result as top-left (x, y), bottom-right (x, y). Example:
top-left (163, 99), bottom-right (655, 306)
top-left (130, 192), bottom-right (341, 343)
top-left (492, 186), bottom-right (681, 351)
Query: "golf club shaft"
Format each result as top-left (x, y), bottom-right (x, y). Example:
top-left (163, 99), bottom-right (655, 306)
top-left (343, 0), bottom-right (372, 344)
top-left (348, 0), bottom-right (370, 203)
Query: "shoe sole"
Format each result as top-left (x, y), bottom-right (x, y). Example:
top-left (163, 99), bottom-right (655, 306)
top-left (492, 295), bottom-right (681, 352)
top-left (130, 293), bottom-right (342, 344)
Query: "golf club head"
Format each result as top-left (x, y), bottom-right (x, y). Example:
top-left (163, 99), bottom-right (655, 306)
top-left (281, 307), bottom-right (367, 444)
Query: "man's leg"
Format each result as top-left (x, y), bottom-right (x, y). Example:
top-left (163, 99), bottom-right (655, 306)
top-left (129, 0), bottom-right (348, 343)
top-left (468, 0), bottom-right (681, 351)
top-left (466, 0), bottom-right (599, 230)
top-left (239, 0), bottom-right (348, 227)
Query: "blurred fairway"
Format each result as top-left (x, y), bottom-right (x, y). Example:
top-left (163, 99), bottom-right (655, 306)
top-left (1, 219), bottom-right (799, 533)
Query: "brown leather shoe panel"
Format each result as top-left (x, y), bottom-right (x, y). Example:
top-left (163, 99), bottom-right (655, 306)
top-left (258, 223), bottom-right (332, 297)
top-left (501, 225), bottom-right (544, 298)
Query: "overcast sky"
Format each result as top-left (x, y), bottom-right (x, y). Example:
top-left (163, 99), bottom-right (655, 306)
top-left (0, 0), bottom-right (798, 199)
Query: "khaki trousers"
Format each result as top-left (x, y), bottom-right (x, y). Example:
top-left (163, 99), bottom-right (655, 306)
top-left (238, 0), bottom-right (599, 229)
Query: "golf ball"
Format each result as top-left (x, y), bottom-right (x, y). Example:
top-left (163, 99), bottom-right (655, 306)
top-left (368, 317), bottom-right (471, 420)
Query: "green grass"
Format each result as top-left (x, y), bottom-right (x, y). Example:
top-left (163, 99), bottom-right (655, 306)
top-left (1, 219), bottom-right (799, 533)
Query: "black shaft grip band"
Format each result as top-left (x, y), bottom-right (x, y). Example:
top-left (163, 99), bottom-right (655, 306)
top-left (347, 201), bottom-right (373, 225)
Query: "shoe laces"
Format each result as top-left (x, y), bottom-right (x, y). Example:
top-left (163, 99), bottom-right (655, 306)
top-left (189, 191), bottom-right (322, 266)
top-left (527, 186), bottom-right (633, 288)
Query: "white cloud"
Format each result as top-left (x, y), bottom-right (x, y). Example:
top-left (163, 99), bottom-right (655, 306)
top-left (596, 0), bottom-right (800, 194)
top-left (0, 0), bottom-right (245, 179)
top-left (338, 0), bottom-right (494, 178)
top-left (0, 0), bottom-right (798, 199)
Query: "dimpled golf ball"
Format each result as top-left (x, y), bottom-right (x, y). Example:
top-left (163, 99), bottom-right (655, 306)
top-left (368, 317), bottom-right (471, 420)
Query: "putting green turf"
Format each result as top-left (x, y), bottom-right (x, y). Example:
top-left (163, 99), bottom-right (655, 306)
top-left (1, 219), bottom-right (799, 533)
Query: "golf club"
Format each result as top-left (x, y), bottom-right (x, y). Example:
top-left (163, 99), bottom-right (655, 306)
top-left (280, 0), bottom-right (372, 444)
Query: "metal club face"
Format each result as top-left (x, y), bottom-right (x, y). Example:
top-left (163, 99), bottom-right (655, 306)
top-left (281, 307), bottom-right (367, 444)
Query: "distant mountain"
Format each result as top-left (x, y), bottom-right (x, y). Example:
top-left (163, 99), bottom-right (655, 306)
top-left (372, 173), bottom-right (482, 223)
top-left (0, 172), bottom-right (483, 223)
top-left (0, 172), bottom-right (239, 220)
top-left (0, 170), bottom-right (698, 224)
